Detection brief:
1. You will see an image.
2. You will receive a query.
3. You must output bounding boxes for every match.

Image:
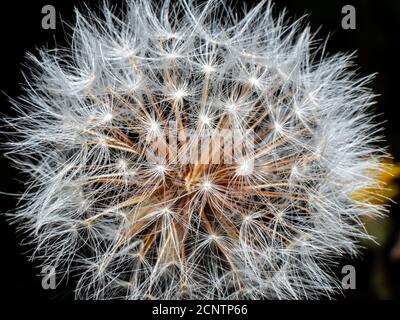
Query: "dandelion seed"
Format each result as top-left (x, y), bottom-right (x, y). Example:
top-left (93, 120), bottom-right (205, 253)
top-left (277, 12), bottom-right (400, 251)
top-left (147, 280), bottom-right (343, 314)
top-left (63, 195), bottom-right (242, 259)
top-left (173, 88), bottom-right (187, 100)
top-left (101, 112), bottom-right (113, 123)
top-left (117, 158), bottom-right (128, 171)
top-left (203, 64), bottom-right (216, 74)
top-left (248, 77), bottom-right (260, 87)
top-left (155, 164), bottom-right (166, 174)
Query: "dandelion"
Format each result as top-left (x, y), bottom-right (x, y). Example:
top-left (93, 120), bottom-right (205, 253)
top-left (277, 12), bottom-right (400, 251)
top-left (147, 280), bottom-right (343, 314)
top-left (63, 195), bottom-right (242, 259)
top-left (3, 0), bottom-right (387, 299)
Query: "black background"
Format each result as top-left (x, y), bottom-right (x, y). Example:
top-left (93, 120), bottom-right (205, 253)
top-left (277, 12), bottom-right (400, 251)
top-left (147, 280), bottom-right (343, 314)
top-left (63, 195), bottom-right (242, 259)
top-left (0, 0), bottom-right (399, 301)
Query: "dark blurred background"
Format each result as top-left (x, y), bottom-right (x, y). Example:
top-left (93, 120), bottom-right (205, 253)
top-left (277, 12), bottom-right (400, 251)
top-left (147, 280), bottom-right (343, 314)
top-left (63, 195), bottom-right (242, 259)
top-left (0, 0), bottom-right (399, 300)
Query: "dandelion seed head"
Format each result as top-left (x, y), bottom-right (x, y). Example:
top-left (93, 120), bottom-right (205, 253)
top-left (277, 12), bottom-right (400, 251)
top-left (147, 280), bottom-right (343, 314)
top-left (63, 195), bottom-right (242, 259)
top-left (3, 0), bottom-right (387, 300)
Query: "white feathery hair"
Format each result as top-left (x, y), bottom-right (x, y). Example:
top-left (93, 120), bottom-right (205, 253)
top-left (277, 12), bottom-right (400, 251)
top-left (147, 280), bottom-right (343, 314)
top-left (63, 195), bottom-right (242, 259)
top-left (3, 0), bottom-right (387, 299)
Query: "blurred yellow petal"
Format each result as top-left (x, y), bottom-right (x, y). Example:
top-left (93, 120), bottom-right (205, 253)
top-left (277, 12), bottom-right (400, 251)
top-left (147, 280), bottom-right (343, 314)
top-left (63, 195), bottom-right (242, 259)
top-left (352, 159), bottom-right (400, 205)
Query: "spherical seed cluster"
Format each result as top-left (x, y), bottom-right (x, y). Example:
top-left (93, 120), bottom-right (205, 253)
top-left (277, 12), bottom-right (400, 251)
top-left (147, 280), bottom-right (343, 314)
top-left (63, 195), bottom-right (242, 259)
top-left (4, 0), bottom-right (386, 299)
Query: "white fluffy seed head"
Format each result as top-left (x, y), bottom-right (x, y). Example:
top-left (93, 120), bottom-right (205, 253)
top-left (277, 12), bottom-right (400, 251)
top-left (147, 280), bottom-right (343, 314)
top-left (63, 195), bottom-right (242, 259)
top-left (3, 0), bottom-right (387, 300)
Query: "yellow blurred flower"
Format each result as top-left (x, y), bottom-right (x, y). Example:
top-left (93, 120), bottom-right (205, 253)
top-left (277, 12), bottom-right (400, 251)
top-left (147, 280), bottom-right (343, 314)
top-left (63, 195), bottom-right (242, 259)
top-left (353, 159), bottom-right (400, 204)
